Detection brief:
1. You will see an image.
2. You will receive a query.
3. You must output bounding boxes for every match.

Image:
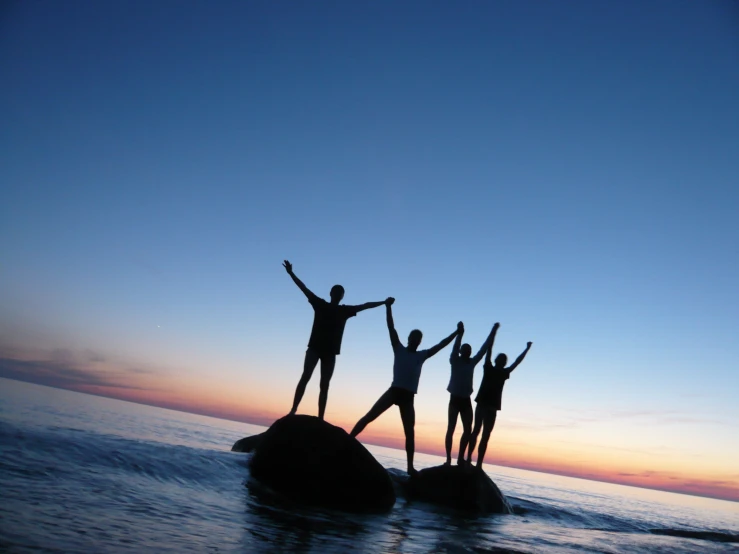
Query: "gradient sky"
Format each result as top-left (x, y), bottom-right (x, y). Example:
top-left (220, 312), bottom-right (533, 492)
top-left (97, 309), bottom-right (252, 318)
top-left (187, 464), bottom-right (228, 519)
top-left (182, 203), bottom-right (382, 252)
top-left (1, 1), bottom-right (738, 502)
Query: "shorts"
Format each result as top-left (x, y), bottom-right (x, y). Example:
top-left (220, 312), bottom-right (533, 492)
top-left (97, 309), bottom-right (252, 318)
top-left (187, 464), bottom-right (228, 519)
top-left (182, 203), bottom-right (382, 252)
top-left (474, 389), bottom-right (502, 411)
top-left (307, 347), bottom-right (337, 363)
top-left (474, 401), bottom-right (500, 415)
top-left (388, 386), bottom-right (414, 408)
top-left (449, 394), bottom-right (472, 414)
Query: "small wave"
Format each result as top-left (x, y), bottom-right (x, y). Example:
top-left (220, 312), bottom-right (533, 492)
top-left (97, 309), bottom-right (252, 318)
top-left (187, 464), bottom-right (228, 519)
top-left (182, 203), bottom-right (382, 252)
top-left (650, 528), bottom-right (739, 544)
top-left (504, 495), bottom-right (648, 535)
top-left (0, 419), bottom-right (244, 489)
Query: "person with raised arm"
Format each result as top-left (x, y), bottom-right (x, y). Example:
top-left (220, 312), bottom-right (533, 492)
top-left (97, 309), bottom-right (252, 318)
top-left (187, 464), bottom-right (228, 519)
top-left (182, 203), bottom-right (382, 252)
top-left (283, 260), bottom-right (388, 420)
top-left (444, 321), bottom-right (500, 466)
top-left (351, 298), bottom-right (461, 476)
top-left (466, 339), bottom-right (533, 470)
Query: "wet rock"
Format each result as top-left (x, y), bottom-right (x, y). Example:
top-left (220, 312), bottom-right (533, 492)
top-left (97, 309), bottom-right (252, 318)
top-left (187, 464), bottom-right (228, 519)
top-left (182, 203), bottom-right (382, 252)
top-left (231, 433), bottom-right (264, 453)
top-left (405, 464), bottom-right (512, 514)
top-left (247, 415), bottom-right (396, 513)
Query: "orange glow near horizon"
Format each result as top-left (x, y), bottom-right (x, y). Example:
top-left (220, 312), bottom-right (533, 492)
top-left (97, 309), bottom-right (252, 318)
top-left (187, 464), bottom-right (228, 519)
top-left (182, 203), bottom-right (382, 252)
top-left (3, 344), bottom-right (734, 504)
top-left (65, 379), bottom-right (739, 504)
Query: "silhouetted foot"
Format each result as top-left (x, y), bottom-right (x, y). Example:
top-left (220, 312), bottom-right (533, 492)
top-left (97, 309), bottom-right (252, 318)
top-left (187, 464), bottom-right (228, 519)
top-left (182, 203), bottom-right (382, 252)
top-left (444, 459), bottom-right (452, 466)
top-left (408, 468), bottom-right (419, 479)
top-left (288, 409), bottom-right (297, 416)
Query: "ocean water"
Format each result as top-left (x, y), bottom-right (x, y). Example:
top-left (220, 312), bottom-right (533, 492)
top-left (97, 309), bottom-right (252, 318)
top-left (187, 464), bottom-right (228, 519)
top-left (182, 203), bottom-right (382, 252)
top-left (1, 378), bottom-right (737, 554)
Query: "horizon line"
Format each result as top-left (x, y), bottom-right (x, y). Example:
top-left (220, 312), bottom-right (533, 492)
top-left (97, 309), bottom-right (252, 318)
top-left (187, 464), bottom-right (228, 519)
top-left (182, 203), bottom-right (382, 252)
top-left (2, 375), bottom-right (737, 505)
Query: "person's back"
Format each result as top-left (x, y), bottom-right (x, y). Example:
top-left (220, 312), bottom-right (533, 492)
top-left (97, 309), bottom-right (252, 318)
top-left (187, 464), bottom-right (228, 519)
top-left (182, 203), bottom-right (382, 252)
top-left (447, 356), bottom-right (476, 397)
top-left (476, 361), bottom-right (511, 410)
top-left (307, 297), bottom-right (358, 356)
top-left (391, 344), bottom-right (429, 394)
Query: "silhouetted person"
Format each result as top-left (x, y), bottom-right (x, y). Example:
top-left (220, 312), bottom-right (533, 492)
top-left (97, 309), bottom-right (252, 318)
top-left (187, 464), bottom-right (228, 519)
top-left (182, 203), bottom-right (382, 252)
top-left (351, 298), bottom-right (461, 476)
top-left (445, 321), bottom-right (500, 466)
top-left (466, 340), bottom-right (533, 470)
top-left (283, 260), bottom-right (388, 420)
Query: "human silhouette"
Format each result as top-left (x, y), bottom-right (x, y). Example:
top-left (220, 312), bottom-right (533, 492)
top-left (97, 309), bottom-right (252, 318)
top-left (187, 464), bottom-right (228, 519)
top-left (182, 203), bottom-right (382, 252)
top-left (350, 298), bottom-right (461, 476)
top-left (444, 321), bottom-right (500, 466)
top-left (466, 340), bottom-right (532, 470)
top-left (283, 260), bottom-right (388, 420)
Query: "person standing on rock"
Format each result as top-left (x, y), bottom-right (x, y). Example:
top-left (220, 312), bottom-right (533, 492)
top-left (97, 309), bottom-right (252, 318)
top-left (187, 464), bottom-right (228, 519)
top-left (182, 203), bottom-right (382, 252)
top-left (444, 321), bottom-right (500, 466)
top-left (283, 260), bottom-right (389, 420)
top-left (351, 298), bottom-right (462, 476)
top-left (466, 339), bottom-right (533, 470)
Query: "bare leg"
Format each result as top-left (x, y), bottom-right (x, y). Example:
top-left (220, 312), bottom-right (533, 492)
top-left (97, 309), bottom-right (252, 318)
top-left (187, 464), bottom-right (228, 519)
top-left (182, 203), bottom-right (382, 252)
top-left (317, 354), bottom-right (336, 421)
top-left (444, 397), bottom-right (460, 465)
top-left (398, 401), bottom-right (416, 475)
top-left (290, 349), bottom-right (320, 415)
top-left (466, 404), bottom-right (485, 465)
top-left (350, 389), bottom-right (395, 437)
top-left (457, 400), bottom-right (473, 465)
top-left (476, 410), bottom-right (498, 470)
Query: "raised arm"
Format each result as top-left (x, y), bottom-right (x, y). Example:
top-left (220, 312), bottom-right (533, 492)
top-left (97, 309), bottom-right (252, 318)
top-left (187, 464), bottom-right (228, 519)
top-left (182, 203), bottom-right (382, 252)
top-left (472, 322), bottom-right (500, 364)
top-left (283, 260), bottom-right (318, 302)
top-left (485, 336), bottom-right (494, 366)
top-left (450, 322), bottom-right (464, 362)
top-left (426, 322), bottom-right (462, 359)
top-left (508, 341), bottom-right (533, 372)
top-left (386, 299), bottom-right (401, 349)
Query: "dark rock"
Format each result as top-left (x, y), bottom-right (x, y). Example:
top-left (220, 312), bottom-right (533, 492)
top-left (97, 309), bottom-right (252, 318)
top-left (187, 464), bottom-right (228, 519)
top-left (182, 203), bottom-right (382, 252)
top-left (405, 464), bottom-right (512, 514)
top-left (248, 415), bottom-right (396, 513)
top-left (231, 433), bottom-right (265, 453)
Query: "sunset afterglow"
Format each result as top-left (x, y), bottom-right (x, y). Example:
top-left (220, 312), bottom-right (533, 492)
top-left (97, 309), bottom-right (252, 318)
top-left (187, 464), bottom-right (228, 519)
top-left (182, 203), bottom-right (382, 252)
top-left (2, 1), bottom-right (737, 505)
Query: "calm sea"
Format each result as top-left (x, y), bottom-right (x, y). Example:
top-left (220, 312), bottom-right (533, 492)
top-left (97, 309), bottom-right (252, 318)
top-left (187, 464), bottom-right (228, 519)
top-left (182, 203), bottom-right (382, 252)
top-left (1, 377), bottom-right (737, 553)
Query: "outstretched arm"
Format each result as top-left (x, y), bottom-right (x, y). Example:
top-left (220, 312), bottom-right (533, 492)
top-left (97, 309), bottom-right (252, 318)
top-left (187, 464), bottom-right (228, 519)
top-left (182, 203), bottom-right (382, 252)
top-left (426, 323), bottom-right (462, 359)
top-left (353, 300), bottom-right (387, 313)
top-left (283, 260), bottom-right (318, 302)
top-left (386, 299), bottom-right (401, 349)
top-left (472, 322), bottom-right (500, 364)
top-left (508, 342), bottom-right (533, 372)
top-left (450, 322), bottom-right (464, 362)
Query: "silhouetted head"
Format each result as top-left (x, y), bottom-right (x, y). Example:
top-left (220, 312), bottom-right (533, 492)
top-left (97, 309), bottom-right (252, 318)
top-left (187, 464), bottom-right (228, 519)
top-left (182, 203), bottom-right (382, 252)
top-left (329, 285), bottom-right (345, 303)
top-left (407, 329), bottom-right (423, 350)
top-left (495, 353), bottom-right (507, 368)
top-left (460, 344), bottom-right (472, 359)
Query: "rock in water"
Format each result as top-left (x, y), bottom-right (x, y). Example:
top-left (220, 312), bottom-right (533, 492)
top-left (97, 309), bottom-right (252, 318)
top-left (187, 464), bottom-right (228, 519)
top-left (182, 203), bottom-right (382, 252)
top-left (231, 433), bottom-right (264, 453)
top-left (406, 465), bottom-right (512, 514)
top-left (248, 415), bottom-right (396, 513)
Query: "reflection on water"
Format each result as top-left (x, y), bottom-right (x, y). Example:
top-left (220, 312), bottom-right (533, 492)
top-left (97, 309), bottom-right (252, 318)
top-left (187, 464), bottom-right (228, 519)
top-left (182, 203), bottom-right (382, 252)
top-left (1, 378), bottom-right (737, 554)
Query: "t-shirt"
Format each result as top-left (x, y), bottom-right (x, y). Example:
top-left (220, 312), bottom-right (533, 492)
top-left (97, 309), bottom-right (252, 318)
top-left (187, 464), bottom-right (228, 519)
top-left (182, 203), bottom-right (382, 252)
top-left (307, 297), bottom-right (359, 355)
top-left (447, 332), bottom-right (494, 397)
top-left (447, 358), bottom-right (478, 397)
top-left (475, 362), bottom-right (512, 410)
top-left (391, 345), bottom-right (430, 394)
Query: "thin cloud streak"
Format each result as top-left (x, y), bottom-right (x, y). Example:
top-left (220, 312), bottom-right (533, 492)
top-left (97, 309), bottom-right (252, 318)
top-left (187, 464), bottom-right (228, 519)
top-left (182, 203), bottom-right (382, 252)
top-left (0, 348), bottom-right (159, 393)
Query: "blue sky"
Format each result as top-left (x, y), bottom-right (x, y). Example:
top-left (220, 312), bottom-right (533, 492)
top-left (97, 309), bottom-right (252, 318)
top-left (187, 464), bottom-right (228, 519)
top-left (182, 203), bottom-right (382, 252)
top-left (1, 1), bottom-right (738, 498)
